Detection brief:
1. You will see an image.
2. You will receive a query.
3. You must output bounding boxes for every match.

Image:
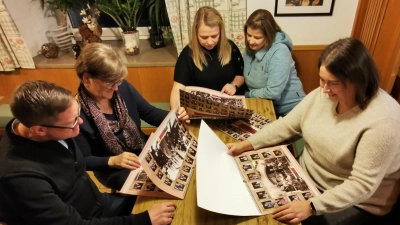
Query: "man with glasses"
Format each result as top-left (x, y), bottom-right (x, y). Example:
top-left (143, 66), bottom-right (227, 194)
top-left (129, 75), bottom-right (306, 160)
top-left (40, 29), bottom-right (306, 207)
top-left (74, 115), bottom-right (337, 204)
top-left (0, 80), bottom-right (176, 225)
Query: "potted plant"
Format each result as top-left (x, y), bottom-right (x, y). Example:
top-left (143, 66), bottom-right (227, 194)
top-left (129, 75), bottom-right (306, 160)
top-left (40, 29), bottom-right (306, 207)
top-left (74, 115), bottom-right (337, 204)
top-left (39, 0), bottom-right (84, 27)
top-left (39, 0), bottom-right (85, 51)
top-left (95, 0), bottom-right (146, 55)
top-left (147, 0), bottom-right (170, 49)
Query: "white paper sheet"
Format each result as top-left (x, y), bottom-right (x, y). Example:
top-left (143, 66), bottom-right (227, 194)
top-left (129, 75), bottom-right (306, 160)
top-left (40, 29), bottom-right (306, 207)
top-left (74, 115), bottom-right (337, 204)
top-left (196, 120), bottom-right (261, 216)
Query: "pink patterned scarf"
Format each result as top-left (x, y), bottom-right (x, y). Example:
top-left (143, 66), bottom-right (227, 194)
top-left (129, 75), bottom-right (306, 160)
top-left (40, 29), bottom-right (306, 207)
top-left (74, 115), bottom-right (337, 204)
top-left (77, 84), bottom-right (145, 155)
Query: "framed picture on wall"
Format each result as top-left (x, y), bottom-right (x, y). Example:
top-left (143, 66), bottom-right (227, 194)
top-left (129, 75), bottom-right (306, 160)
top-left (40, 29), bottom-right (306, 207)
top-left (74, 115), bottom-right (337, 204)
top-left (274, 0), bottom-right (335, 17)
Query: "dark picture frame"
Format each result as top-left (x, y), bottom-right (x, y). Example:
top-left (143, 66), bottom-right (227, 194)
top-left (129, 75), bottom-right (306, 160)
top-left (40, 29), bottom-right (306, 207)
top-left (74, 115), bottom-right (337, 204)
top-left (274, 0), bottom-right (335, 17)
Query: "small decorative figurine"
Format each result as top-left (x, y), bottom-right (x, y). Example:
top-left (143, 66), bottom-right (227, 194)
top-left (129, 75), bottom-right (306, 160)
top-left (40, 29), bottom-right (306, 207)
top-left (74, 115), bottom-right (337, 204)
top-left (79, 4), bottom-right (102, 48)
top-left (41, 43), bottom-right (59, 58)
top-left (69, 33), bottom-right (81, 59)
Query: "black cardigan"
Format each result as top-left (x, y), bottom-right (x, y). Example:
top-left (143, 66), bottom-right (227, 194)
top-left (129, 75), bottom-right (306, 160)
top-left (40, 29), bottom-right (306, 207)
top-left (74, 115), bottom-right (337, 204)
top-left (0, 119), bottom-right (150, 225)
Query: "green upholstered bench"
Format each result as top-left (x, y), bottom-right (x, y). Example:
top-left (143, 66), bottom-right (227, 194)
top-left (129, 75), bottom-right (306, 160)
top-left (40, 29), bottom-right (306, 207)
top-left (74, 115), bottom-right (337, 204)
top-left (292, 137), bottom-right (305, 158)
top-left (141, 102), bottom-right (170, 135)
top-left (0, 104), bottom-right (12, 136)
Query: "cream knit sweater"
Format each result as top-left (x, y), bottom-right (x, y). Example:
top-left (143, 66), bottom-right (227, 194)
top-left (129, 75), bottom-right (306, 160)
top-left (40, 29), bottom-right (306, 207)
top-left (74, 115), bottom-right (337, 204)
top-left (248, 88), bottom-right (400, 215)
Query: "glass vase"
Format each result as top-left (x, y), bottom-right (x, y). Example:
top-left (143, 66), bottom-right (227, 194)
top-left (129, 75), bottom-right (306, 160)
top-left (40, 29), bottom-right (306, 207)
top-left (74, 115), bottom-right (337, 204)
top-left (122, 31), bottom-right (140, 56)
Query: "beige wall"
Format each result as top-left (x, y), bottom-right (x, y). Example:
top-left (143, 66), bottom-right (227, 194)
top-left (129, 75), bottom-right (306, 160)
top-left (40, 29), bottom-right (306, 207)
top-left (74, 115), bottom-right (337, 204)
top-left (4, 0), bottom-right (359, 57)
top-left (248, 0), bottom-right (359, 45)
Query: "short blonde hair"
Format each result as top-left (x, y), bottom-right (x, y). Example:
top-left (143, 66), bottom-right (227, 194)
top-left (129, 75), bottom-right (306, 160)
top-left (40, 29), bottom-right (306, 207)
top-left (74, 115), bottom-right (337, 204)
top-left (75, 43), bottom-right (128, 82)
top-left (189, 6), bottom-right (231, 71)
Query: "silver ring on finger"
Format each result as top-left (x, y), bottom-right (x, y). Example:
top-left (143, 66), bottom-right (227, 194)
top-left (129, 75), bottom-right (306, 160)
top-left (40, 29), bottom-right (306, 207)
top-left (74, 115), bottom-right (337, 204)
top-left (128, 160), bottom-right (131, 165)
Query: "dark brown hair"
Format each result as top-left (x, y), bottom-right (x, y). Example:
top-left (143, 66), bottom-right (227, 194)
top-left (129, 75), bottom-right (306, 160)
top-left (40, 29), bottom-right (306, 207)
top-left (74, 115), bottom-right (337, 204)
top-left (244, 9), bottom-right (282, 51)
top-left (11, 80), bottom-right (74, 127)
top-left (318, 38), bottom-right (380, 109)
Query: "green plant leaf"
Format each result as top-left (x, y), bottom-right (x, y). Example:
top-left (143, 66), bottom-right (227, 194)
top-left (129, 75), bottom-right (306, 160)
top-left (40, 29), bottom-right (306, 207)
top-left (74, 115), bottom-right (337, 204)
top-left (166, 31), bottom-right (173, 40)
top-left (38, 0), bottom-right (85, 11)
top-left (95, 0), bottom-right (145, 32)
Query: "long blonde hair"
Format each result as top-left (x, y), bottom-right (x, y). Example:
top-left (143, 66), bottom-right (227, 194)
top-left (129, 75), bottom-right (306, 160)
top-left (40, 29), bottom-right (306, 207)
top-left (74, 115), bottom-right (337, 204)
top-left (189, 6), bottom-right (231, 71)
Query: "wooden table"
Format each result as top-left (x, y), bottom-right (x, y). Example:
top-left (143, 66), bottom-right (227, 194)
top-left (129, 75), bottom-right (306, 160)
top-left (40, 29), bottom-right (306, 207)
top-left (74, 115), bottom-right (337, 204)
top-left (133, 99), bottom-right (297, 225)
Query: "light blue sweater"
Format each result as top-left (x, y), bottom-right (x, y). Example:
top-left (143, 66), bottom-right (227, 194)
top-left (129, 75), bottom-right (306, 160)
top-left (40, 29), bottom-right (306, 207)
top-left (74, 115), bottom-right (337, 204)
top-left (244, 31), bottom-right (305, 117)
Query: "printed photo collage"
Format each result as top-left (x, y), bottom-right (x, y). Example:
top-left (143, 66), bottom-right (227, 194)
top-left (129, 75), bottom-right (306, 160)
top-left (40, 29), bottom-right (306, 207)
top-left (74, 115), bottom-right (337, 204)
top-left (187, 89), bottom-right (245, 107)
top-left (215, 113), bottom-right (272, 141)
top-left (179, 89), bottom-right (253, 119)
top-left (235, 146), bottom-right (318, 214)
top-left (121, 110), bottom-right (198, 199)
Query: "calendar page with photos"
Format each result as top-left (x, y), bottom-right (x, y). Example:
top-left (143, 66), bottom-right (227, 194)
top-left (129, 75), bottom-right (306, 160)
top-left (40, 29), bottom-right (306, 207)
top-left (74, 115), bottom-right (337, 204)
top-left (120, 107), bottom-right (197, 199)
top-left (215, 113), bottom-right (272, 141)
top-left (179, 86), bottom-right (253, 119)
top-left (234, 145), bottom-right (320, 214)
top-left (196, 121), bottom-right (320, 216)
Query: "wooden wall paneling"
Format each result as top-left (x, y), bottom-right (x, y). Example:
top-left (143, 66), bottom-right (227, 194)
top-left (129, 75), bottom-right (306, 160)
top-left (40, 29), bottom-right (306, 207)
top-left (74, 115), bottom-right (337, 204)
top-left (0, 69), bottom-right (79, 100)
top-left (351, 0), bottom-right (369, 39)
top-left (0, 47), bottom-right (323, 103)
top-left (370, 0), bottom-right (400, 93)
top-left (390, 69), bottom-right (400, 103)
top-left (292, 46), bottom-right (325, 94)
top-left (126, 67), bottom-right (174, 102)
top-left (359, 0), bottom-right (387, 53)
top-left (351, 0), bottom-right (400, 93)
top-left (0, 67), bottom-right (174, 103)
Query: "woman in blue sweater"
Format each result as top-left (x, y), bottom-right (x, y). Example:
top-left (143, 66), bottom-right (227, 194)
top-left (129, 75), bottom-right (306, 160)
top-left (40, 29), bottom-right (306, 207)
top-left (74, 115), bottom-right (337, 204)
top-left (243, 9), bottom-right (305, 117)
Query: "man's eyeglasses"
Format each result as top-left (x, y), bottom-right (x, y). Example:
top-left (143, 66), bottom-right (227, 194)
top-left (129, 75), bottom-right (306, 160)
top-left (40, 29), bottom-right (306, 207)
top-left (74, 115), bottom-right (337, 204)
top-left (103, 80), bottom-right (123, 90)
top-left (39, 102), bottom-right (81, 130)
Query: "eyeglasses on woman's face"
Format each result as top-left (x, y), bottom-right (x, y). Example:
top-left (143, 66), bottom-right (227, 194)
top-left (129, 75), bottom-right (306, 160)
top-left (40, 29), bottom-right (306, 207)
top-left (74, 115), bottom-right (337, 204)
top-left (39, 102), bottom-right (81, 130)
top-left (103, 80), bottom-right (123, 90)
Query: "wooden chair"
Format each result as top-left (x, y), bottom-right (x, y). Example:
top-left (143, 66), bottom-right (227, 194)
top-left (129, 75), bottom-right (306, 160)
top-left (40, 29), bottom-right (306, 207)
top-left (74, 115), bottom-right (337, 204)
top-left (87, 171), bottom-right (116, 193)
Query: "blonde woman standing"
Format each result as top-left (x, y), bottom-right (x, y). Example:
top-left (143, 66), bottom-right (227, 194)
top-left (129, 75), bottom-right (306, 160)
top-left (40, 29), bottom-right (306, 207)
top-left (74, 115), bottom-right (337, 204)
top-left (170, 6), bottom-right (245, 108)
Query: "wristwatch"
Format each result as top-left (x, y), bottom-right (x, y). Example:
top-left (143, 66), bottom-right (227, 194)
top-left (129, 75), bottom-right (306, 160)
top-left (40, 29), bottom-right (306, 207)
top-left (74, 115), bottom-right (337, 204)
top-left (309, 200), bottom-right (316, 216)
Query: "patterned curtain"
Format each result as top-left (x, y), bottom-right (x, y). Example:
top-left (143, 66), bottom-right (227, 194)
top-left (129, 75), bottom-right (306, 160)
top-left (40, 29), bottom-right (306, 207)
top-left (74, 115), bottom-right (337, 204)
top-left (165, 0), bottom-right (247, 56)
top-left (0, 0), bottom-right (34, 71)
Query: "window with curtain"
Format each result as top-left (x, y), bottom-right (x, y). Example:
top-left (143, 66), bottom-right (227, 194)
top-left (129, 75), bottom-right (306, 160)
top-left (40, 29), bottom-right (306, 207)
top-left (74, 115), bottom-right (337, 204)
top-left (0, 0), bottom-right (34, 70)
top-left (67, 0), bottom-right (170, 40)
top-left (164, 0), bottom-right (247, 55)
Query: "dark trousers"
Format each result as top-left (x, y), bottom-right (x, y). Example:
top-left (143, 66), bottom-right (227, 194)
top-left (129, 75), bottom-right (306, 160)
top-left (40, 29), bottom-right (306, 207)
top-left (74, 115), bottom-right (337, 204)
top-left (303, 206), bottom-right (385, 225)
top-left (102, 193), bottom-right (137, 217)
top-left (95, 168), bottom-right (131, 190)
